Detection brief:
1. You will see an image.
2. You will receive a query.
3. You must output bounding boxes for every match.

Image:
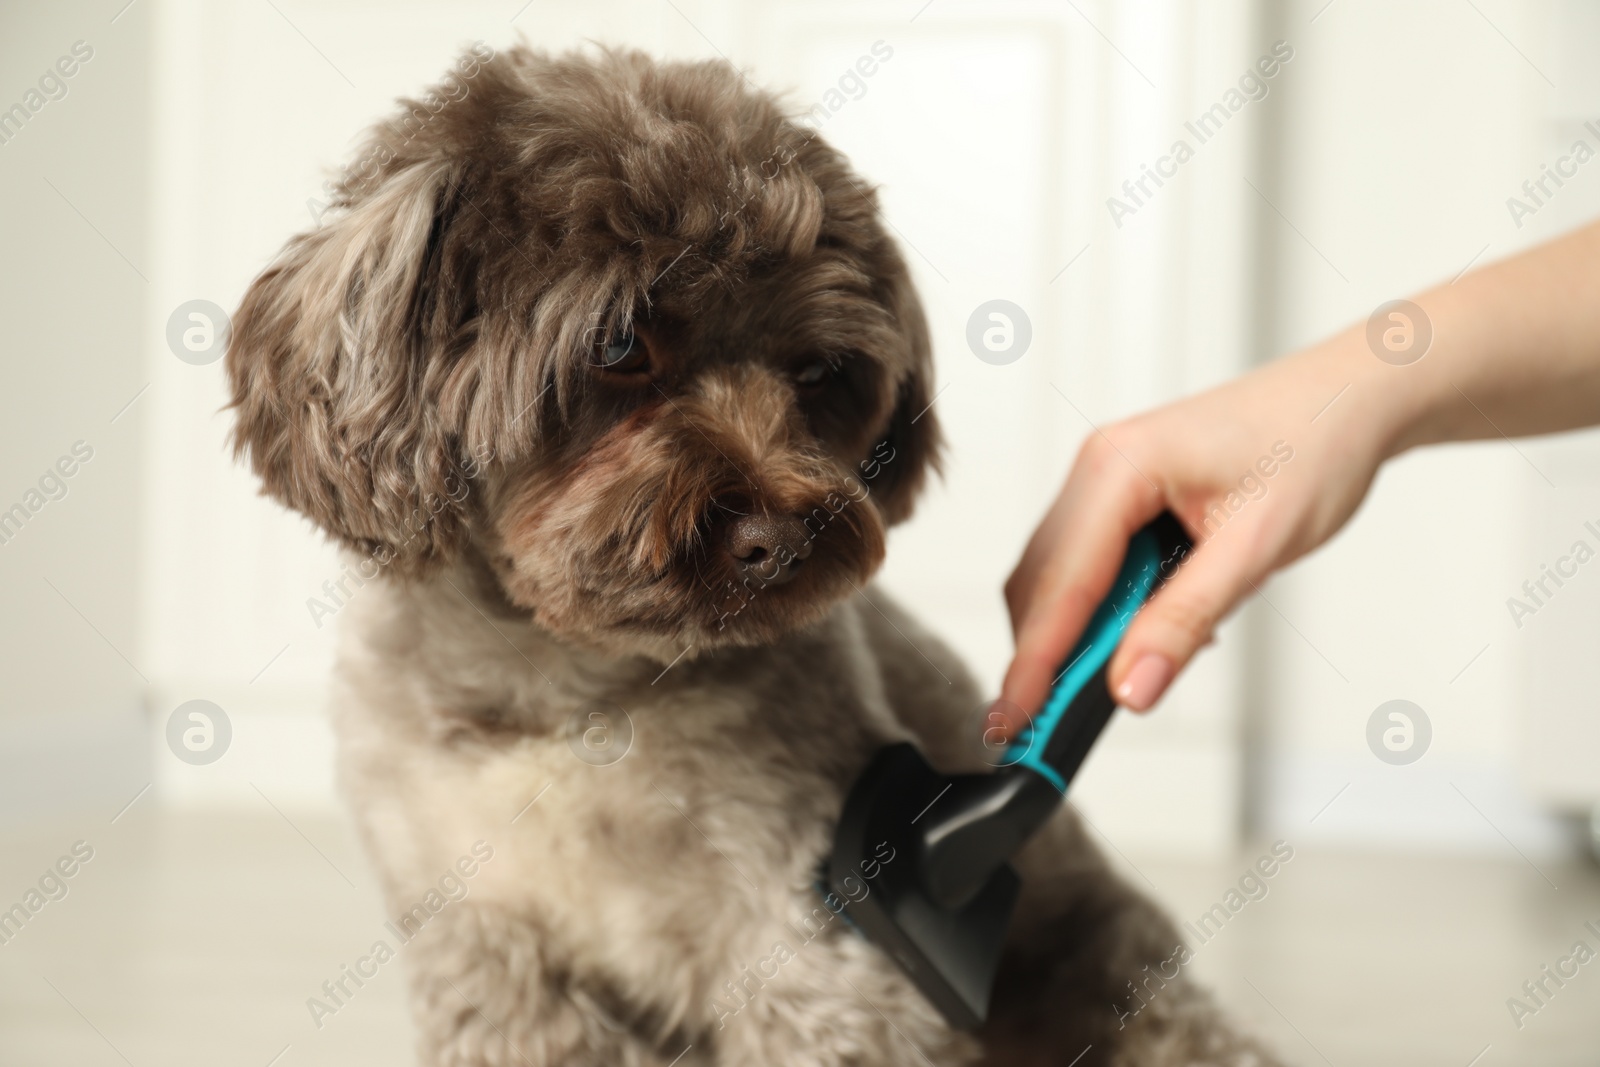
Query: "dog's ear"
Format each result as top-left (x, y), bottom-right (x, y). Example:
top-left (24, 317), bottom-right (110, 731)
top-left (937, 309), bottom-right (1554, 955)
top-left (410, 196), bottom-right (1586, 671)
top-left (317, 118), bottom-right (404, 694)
top-left (227, 158), bottom-right (481, 571)
top-left (868, 258), bottom-right (943, 526)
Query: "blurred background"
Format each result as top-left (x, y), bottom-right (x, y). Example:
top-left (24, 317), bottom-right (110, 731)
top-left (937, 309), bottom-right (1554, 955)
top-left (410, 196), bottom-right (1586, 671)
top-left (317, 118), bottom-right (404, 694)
top-left (3, 0), bottom-right (1599, 1063)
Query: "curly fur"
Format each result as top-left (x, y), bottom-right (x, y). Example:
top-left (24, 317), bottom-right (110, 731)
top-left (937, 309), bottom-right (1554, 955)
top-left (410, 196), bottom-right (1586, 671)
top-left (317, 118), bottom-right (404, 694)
top-left (227, 44), bottom-right (1284, 1067)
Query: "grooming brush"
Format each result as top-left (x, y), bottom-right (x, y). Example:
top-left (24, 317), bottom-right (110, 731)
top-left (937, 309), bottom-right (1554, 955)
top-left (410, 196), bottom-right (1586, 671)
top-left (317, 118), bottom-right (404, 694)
top-left (825, 511), bottom-right (1192, 1029)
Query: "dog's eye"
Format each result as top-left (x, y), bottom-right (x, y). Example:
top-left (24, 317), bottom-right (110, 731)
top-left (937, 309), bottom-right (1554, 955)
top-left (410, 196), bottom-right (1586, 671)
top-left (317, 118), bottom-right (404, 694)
top-left (595, 330), bottom-right (650, 375)
top-left (794, 359), bottom-right (832, 387)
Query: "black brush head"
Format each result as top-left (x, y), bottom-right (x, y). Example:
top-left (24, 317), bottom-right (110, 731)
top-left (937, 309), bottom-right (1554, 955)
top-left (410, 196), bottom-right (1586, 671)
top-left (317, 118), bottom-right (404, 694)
top-left (826, 511), bottom-right (1195, 1030)
top-left (827, 742), bottom-right (1019, 1030)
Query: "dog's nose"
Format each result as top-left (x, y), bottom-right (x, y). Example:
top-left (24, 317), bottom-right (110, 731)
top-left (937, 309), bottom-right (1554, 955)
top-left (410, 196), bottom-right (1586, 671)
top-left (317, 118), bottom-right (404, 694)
top-left (725, 514), bottom-right (813, 586)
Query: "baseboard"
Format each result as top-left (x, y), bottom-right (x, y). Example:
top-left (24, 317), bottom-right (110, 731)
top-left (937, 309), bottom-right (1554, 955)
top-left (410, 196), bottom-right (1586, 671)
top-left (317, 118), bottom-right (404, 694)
top-left (1259, 749), bottom-right (1574, 860)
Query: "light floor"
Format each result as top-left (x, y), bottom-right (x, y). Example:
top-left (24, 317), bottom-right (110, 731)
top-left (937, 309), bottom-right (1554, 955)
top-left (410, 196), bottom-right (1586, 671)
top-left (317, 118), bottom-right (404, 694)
top-left (1, 806), bottom-right (1596, 1066)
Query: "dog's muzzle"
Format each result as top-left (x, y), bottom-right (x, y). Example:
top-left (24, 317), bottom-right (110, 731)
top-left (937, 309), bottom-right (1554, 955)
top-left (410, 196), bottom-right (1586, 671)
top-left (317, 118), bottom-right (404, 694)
top-left (724, 513), bottom-right (813, 587)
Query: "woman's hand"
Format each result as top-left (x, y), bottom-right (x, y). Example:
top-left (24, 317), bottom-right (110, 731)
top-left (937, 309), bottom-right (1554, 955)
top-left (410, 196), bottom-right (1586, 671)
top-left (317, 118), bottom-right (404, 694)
top-left (998, 334), bottom-right (1396, 723)
top-left (997, 219), bottom-right (1600, 729)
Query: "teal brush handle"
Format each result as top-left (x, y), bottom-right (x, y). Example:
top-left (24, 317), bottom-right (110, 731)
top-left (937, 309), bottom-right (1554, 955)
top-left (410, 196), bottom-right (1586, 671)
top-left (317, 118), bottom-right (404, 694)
top-left (1004, 511), bottom-right (1190, 790)
top-left (916, 511), bottom-right (1192, 911)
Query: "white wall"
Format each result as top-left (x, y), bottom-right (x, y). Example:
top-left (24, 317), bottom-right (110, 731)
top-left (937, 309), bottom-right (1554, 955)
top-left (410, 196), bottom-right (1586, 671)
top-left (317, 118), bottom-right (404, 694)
top-left (0, 3), bottom-right (151, 820)
top-left (1255, 0), bottom-right (1600, 855)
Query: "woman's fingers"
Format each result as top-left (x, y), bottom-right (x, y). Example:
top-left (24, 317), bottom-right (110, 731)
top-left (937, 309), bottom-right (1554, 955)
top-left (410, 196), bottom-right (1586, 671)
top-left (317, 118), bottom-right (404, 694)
top-left (1105, 519), bottom-right (1264, 710)
top-left (998, 435), bottom-right (1161, 723)
top-left (996, 333), bottom-right (1396, 722)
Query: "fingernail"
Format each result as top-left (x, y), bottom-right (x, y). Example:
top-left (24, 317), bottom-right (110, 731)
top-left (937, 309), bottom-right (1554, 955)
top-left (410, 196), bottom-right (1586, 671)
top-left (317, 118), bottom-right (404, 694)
top-left (984, 698), bottom-right (1026, 741)
top-left (1115, 654), bottom-right (1173, 711)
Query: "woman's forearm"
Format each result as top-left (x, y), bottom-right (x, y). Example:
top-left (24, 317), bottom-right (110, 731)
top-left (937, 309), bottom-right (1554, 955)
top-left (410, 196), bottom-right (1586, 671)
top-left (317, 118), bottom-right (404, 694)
top-left (1355, 220), bottom-right (1600, 457)
top-left (1000, 217), bottom-right (1600, 719)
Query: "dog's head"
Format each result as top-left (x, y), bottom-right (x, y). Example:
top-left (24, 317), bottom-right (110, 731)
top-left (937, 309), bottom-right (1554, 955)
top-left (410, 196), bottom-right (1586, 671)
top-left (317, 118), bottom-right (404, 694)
top-left (228, 45), bottom-right (939, 656)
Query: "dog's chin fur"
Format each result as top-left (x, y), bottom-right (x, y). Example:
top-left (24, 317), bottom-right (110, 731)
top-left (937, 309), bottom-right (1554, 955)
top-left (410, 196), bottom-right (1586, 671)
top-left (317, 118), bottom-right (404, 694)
top-left (228, 44), bottom-right (1284, 1067)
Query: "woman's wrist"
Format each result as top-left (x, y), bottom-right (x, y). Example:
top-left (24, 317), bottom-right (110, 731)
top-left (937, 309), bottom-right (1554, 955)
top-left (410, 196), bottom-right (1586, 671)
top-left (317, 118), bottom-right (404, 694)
top-left (1286, 326), bottom-right (1422, 466)
top-left (1300, 283), bottom-right (1495, 464)
top-left (1362, 223), bottom-right (1600, 455)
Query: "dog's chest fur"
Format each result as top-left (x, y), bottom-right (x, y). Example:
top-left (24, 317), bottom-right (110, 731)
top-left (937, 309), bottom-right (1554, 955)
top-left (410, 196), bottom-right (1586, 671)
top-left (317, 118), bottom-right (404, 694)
top-left (327, 564), bottom-right (976, 1063)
